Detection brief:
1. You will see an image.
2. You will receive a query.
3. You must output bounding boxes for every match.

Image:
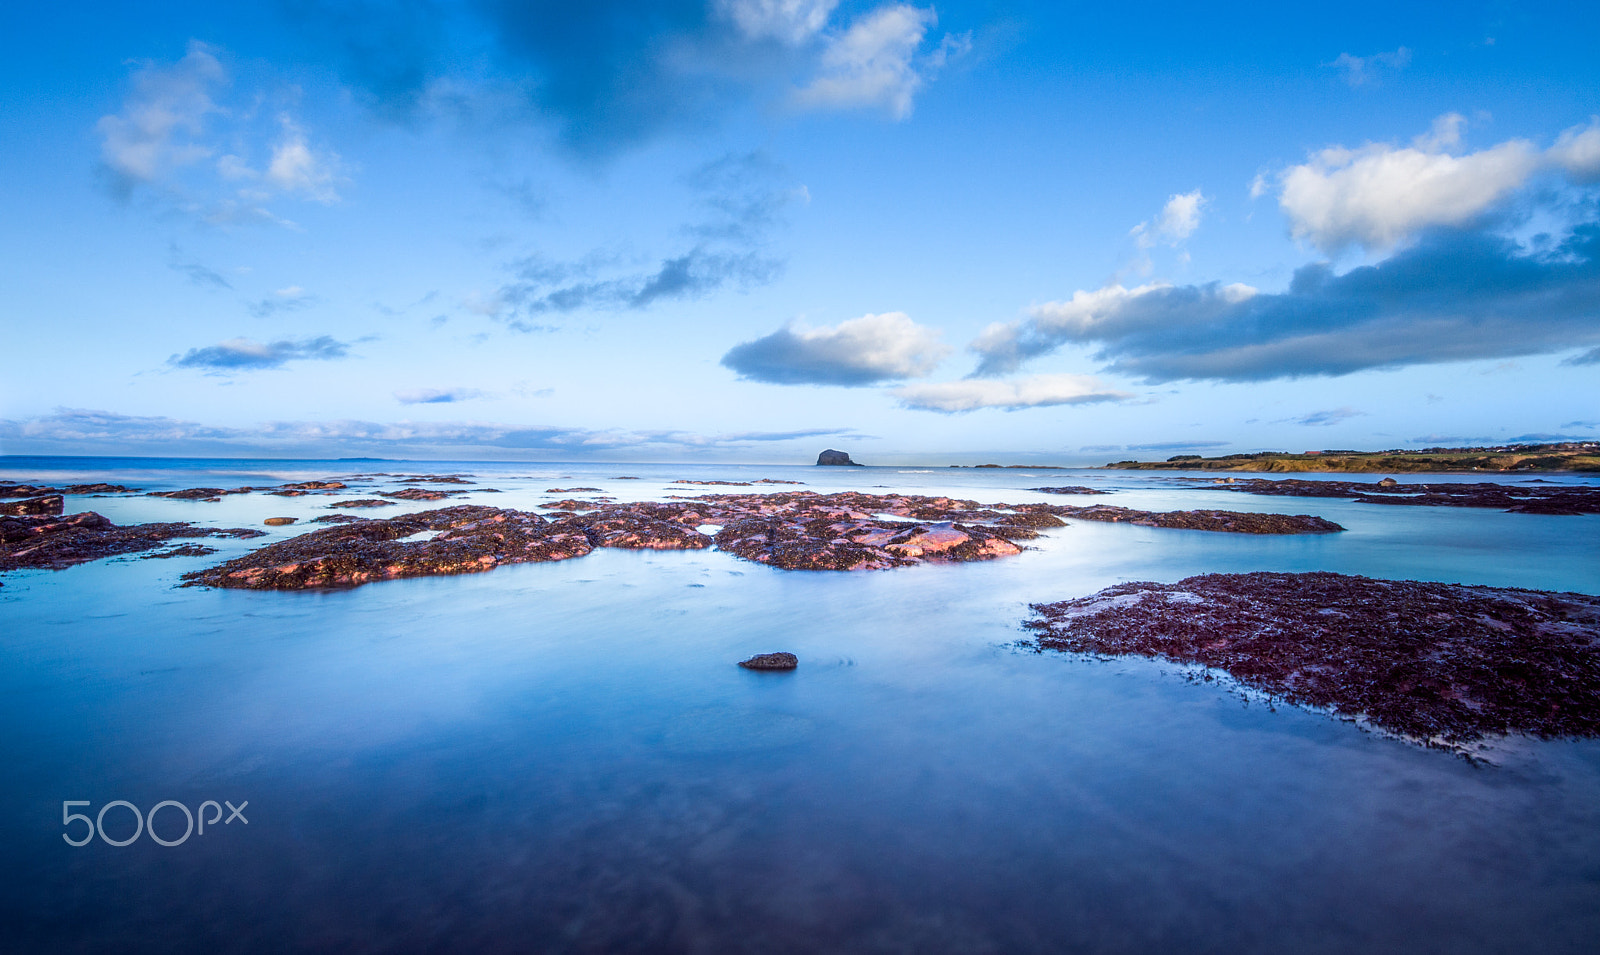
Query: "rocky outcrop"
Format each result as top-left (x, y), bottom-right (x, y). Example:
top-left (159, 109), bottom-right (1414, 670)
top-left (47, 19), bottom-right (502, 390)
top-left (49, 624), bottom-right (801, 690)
top-left (1, 512), bottom-right (264, 572)
top-left (1195, 477), bottom-right (1600, 515)
top-left (1026, 572), bottom-right (1600, 749)
top-left (378, 487), bottom-right (462, 501)
top-left (0, 496), bottom-right (63, 516)
top-left (1029, 486), bottom-right (1111, 495)
top-left (263, 517), bottom-right (298, 526)
top-left (1052, 504), bottom-right (1343, 534)
top-left (816, 449), bottom-right (859, 466)
top-left (181, 506), bottom-right (592, 590)
top-left (739, 652), bottom-right (798, 670)
top-left (178, 491), bottom-right (1347, 589)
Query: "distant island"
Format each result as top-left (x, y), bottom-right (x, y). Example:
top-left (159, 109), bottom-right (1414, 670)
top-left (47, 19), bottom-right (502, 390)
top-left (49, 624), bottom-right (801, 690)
top-left (1102, 442), bottom-right (1600, 473)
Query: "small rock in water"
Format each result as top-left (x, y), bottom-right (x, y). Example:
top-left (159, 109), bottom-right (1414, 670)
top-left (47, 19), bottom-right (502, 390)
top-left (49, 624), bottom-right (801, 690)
top-left (263, 517), bottom-right (298, 526)
top-left (739, 652), bottom-right (798, 670)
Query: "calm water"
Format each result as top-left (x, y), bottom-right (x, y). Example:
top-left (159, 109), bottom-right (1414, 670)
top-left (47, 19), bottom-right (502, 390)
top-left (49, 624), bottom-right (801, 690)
top-left (3, 457), bottom-right (1599, 953)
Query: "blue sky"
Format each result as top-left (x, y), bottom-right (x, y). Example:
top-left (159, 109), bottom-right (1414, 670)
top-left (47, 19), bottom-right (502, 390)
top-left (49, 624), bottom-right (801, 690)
top-left (1, 1), bottom-right (1596, 463)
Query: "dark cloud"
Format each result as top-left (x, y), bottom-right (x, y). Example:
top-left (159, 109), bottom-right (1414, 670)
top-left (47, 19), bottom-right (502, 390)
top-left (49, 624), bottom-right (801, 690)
top-left (168, 246), bottom-right (233, 289)
top-left (972, 224), bottom-right (1600, 383)
top-left (284, 0), bottom-right (771, 154)
top-left (1565, 346), bottom-right (1600, 365)
top-left (281, 2), bottom-right (960, 156)
top-left (395, 387), bottom-right (486, 404)
top-left (492, 152), bottom-right (796, 320)
top-left (169, 336), bottom-right (350, 371)
top-left (723, 312), bottom-right (948, 385)
top-left (279, 0), bottom-right (453, 121)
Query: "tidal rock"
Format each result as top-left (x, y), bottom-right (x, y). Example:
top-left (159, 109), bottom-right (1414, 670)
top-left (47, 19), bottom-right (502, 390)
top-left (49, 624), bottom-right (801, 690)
top-left (182, 506), bottom-right (591, 590)
top-left (327, 499), bottom-right (393, 508)
top-left (1, 512), bottom-right (264, 572)
top-left (816, 449), bottom-right (859, 466)
top-left (1048, 504), bottom-right (1343, 534)
top-left (0, 496), bottom-right (64, 516)
top-left (181, 490), bottom-right (1350, 589)
top-left (0, 484), bottom-right (64, 498)
top-left (62, 484), bottom-right (142, 495)
top-left (1029, 486), bottom-right (1110, 495)
top-left (739, 652), bottom-right (798, 670)
top-left (378, 487), bottom-right (460, 501)
top-left (1026, 572), bottom-right (1600, 749)
top-left (263, 517), bottom-right (298, 526)
top-left (142, 543), bottom-right (218, 559)
top-left (577, 515), bottom-right (713, 550)
top-left (1196, 477), bottom-right (1600, 515)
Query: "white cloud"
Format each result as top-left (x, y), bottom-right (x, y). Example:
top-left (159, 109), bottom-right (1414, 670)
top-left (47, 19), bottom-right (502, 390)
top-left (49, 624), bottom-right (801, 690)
top-left (96, 41), bottom-right (227, 186)
top-left (1326, 47), bottom-right (1412, 87)
top-left (895, 374), bottom-right (1131, 413)
top-left (722, 311), bottom-right (950, 384)
top-left (795, 4), bottom-right (936, 119)
top-left (263, 117), bottom-right (342, 202)
top-left (1277, 115), bottom-right (1542, 252)
top-left (96, 42), bottom-right (343, 221)
top-left (1550, 117), bottom-right (1600, 183)
top-left (717, 0), bottom-right (839, 44)
top-left (1133, 189), bottom-right (1207, 249)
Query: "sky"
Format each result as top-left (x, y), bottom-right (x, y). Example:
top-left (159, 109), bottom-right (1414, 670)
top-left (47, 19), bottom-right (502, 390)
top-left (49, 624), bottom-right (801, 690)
top-left (1, 0), bottom-right (1597, 464)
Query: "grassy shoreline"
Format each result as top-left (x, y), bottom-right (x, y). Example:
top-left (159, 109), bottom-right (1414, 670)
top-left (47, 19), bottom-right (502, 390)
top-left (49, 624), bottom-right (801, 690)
top-left (1098, 442), bottom-right (1600, 473)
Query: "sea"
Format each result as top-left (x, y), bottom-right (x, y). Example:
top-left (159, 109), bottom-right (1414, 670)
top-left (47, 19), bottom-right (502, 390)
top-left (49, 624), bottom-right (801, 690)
top-left (2, 456), bottom-right (1598, 953)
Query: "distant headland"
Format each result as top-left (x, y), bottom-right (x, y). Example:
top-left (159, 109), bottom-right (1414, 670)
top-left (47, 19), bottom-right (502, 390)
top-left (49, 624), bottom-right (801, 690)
top-left (1100, 442), bottom-right (1600, 473)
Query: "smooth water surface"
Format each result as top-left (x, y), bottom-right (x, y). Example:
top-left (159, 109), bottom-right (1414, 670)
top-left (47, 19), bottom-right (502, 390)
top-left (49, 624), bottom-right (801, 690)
top-left (3, 458), bottom-right (1598, 953)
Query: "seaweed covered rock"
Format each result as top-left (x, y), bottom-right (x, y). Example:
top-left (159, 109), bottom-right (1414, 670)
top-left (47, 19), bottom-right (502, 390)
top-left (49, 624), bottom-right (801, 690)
top-left (1, 496), bottom-right (63, 516)
top-left (1026, 572), bottom-right (1600, 748)
top-left (739, 652), bottom-right (798, 670)
top-left (1, 512), bottom-right (263, 572)
top-left (181, 506), bottom-right (591, 590)
top-left (1200, 477), bottom-right (1600, 515)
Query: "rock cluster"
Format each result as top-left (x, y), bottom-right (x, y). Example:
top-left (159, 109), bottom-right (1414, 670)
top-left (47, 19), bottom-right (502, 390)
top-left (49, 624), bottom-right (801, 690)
top-left (1198, 477), bottom-right (1600, 515)
top-left (1028, 486), bottom-right (1111, 495)
top-left (1026, 572), bottom-right (1600, 748)
top-left (182, 506), bottom-right (591, 590)
top-left (177, 490), bottom-right (1346, 591)
top-left (0, 482), bottom-right (142, 497)
top-left (1, 512), bottom-right (264, 572)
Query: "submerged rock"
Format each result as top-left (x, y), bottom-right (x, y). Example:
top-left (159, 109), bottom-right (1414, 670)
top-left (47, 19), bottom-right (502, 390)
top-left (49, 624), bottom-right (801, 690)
top-left (1026, 572), bottom-right (1600, 749)
top-left (739, 652), bottom-right (798, 670)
